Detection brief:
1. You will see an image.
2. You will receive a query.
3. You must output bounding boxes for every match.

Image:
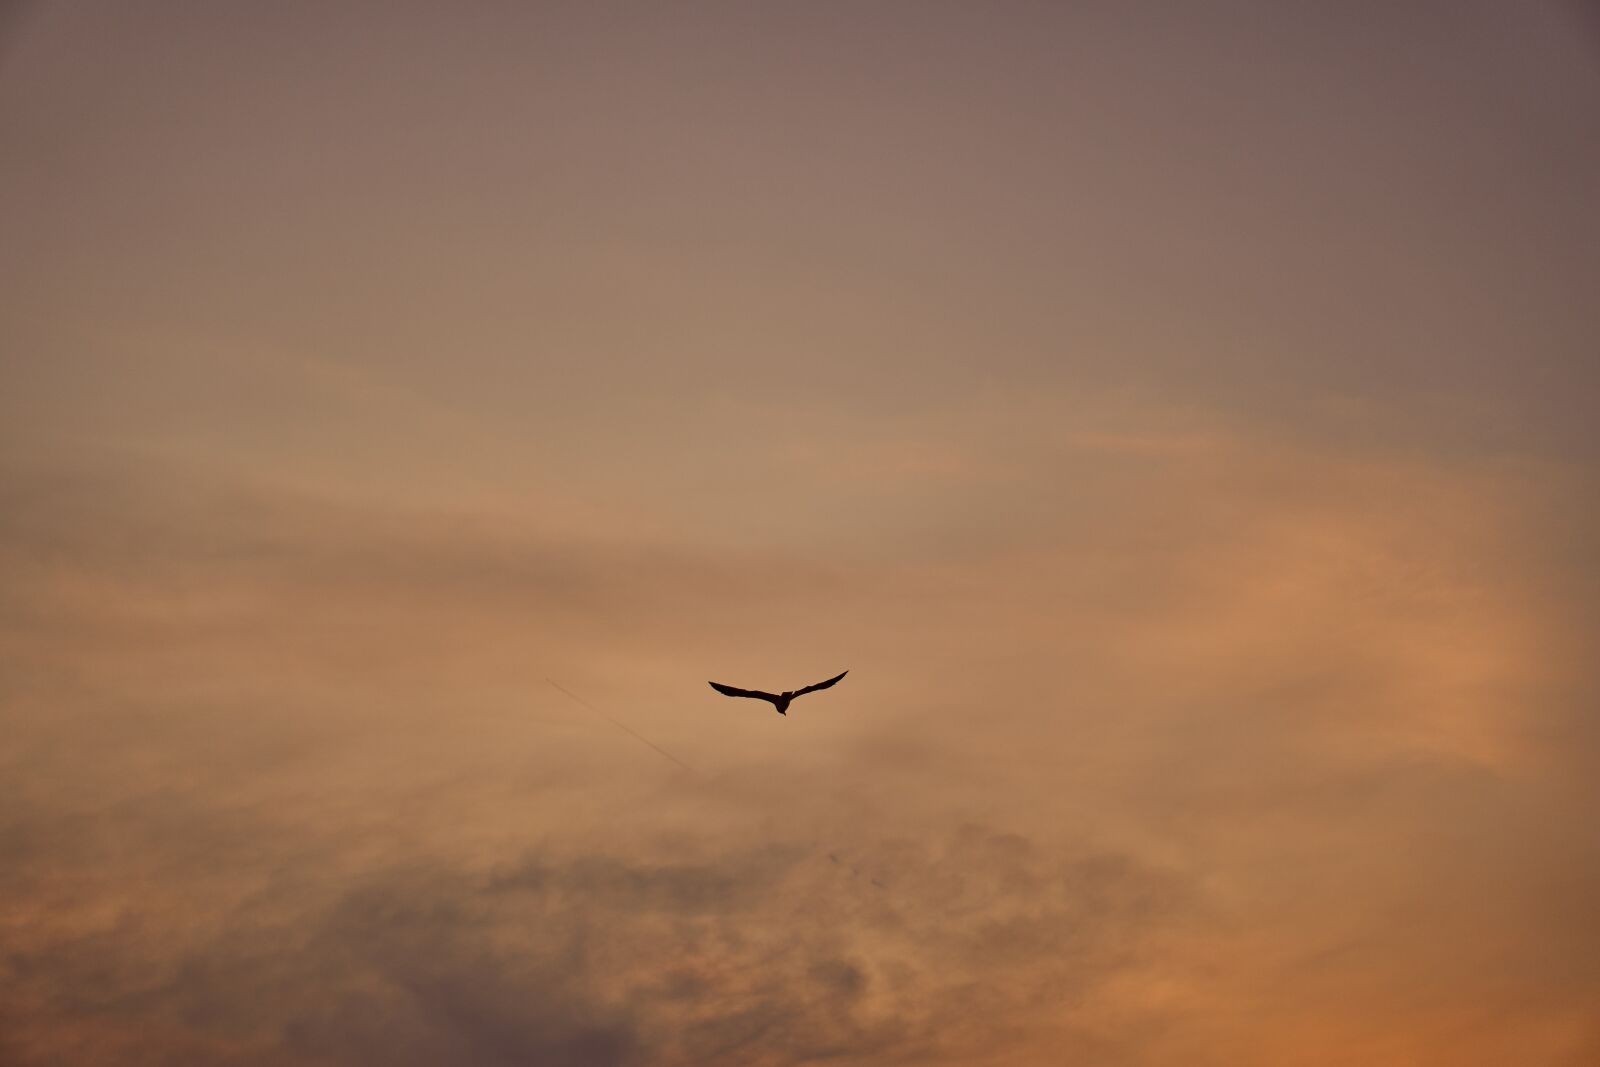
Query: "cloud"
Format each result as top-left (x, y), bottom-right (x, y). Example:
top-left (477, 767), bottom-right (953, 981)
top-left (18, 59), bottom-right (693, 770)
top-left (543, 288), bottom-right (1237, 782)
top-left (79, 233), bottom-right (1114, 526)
top-left (1, 803), bottom-right (1192, 1066)
top-left (2, 412), bottom-right (1597, 1065)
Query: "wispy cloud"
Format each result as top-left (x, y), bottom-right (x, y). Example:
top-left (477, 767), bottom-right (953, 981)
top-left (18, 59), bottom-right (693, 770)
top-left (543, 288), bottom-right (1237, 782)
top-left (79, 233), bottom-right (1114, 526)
top-left (3, 415), bottom-right (1596, 1063)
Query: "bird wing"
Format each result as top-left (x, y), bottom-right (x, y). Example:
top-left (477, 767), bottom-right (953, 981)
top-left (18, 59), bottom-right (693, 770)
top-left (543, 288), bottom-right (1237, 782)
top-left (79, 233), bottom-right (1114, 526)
top-left (709, 681), bottom-right (780, 702)
top-left (793, 670), bottom-right (848, 698)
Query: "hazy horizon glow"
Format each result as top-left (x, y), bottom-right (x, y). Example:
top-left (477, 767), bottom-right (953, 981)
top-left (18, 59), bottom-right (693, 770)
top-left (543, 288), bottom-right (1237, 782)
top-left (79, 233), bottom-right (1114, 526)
top-left (3, 4), bottom-right (1597, 1064)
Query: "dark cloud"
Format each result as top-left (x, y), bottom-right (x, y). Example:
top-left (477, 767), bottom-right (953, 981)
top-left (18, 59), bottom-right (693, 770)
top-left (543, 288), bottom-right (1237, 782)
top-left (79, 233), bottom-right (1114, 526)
top-left (0, 804), bottom-right (1191, 1066)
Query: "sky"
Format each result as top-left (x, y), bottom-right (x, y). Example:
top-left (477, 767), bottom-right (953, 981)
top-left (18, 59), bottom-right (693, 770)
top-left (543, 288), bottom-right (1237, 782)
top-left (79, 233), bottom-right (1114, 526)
top-left (2, 2), bottom-right (1598, 1064)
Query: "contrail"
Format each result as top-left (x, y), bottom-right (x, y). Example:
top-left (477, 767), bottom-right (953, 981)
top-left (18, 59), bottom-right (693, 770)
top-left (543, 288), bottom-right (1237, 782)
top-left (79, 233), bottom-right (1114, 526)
top-left (545, 679), bottom-right (697, 775)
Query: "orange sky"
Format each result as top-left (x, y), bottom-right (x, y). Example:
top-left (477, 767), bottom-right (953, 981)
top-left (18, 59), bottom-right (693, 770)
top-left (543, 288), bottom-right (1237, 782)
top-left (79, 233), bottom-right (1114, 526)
top-left (2, 4), bottom-right (1598, 1065)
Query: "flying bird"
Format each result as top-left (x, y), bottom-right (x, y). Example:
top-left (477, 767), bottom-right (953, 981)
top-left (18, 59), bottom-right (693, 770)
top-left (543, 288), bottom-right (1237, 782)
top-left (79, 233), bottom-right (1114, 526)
top-left (708, 670), bottom-right (848, 715)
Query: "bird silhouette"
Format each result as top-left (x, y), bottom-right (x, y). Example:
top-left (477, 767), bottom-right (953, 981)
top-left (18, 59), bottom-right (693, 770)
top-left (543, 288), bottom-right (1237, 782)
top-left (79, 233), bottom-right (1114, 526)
top-left (708, 670), bottom-right (848, 715)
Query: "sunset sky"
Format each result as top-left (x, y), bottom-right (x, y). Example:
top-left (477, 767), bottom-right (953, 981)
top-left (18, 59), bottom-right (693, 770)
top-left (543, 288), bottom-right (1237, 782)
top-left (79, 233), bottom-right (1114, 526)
top-left (2, 3), bottom-right (1598, 1064)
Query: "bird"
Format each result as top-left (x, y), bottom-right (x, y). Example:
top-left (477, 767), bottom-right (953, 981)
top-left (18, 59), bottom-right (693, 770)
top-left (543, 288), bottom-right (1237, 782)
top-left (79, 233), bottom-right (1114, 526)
top-left (708, 670), bottom-right (848, 715)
